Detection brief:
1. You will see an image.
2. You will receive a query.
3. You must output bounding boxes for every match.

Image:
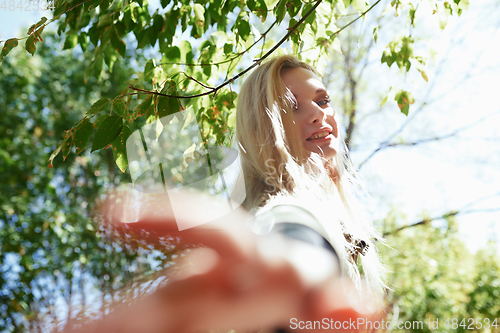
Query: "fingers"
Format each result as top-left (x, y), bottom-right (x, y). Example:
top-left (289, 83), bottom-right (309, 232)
top-left (60, 240), bottom-right (382, 333)
top-left (159, 259), bottom-right (306, 332)
top-left (298, 279), bottom-right (385, 333)
top-left (61, 290), bottom-right (180, 333)
top-left (99, 188), bottom-right (255, 263)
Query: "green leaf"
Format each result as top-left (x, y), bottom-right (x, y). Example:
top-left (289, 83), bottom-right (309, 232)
top-left (145, 97), bottom-right (157, 123)
top-left (248, 0), bottom-right (268, 21)
top-left (351, 0), bottom-right (368, 12)
top-left (63, 33), bottom-right (78, 49)
top-left (94, 53), bottom-right (104, 79)
top-left (103, 44), bottom-right (118, 71)
top-left (112, 98), bottom-right (128, 118)
top-left (152, 12), bottom-right (165, 35)
top-left (87, 25), bottom-right (98, 46)
top-left (343, 0), bottom-right (352, 8)
top-left (223, 43), bottom-right (233, 55)
top-left (88, 97), bottom-right (110, 115)
top-left (84, 61), bottom-right (94, 84)
top-left (100, 27), bottom-right (112, 45)
top-left (115, 20), bottom-right (126, 36)
top-left (157, 81), bottom-right (183, 118)
top-left (418, 68), bottom-right (428, 82)
top-left (132, 95), bottom-right (153, 119)
top-left (1, 38), bottom-right (19, 62)
top-left (227, 111), bottom-right (236, 128)
top-left (193, 3), bottom-right (205, 37)
top-left (458, 0), bottom-right (469, 11)
top-left (111, 27), bottom-right (126, 57)
top-left (226, 58), bottom-right (238, 77)
top-left (236, 19), bottom-right (251, 40)
top-left (439, 10), bottom-right (450, 30)
top-left (93, 114), bottom-right (107, 129)
top-left (302, 4), bottom-right (316, 25)
top-left (25, 34), bottom-right (37, 56)
top-left (394, 89), bottom-right (415, 116)
top-left (144, 59), bottom-right (155, 82)
top-left (286, 0), bottom-right (301, 18)
top-left (155, 117), bottom-right (163, 140)
top-left (91, 115), bottom-right (123, 152)
top-left (163, 46), bottom-right (181, 60)
top-left (260, 0), bottom-right (269, 21)
top-left (62, 134), bottom-right (74, 160)
top-left (129, 3), bottom-right (138, 23)
top-left (148, 27), bottom-right (157, 47)
top-left (27, 17), bottom-right (47, 35)
top-left (134, 28), bottom-right (149, 49)
top-left (274, 0), bottom-right (287, 24)
top-left (53, 1), bottom-right (68, 18)
top-left (78, 32), bottom-right (89, 52)
top-left (73, 118), bottom-right (94, 154)
top-left (37, 15), bottom-right (48, 25)
top-left (98, 15), bottom-right (113, 27)
top-left (373, 26), bottom-right (378, 43)
top-left (112, 124), bottom-right (133, 172)
top-left (179, 40), bottom-right (193, 64)
top-left (380, 94), bottom-right (388, 107)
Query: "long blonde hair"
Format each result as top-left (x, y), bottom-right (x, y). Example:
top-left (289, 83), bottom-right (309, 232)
top-left (235, 55), bottom-right (385, 293)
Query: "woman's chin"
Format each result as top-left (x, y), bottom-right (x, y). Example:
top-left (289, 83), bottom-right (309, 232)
top-left (306, 148), bottom-right (338, 160)
top-left (304, 141), bottom-right (339, 160)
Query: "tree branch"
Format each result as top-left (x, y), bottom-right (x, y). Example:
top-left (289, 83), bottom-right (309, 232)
top-left (158, 20), bottom-right (278, 68)
top-left (357, 28), bottom-right (484, 168)
top-left (127, 0), bottom-right (384, 101)
top-left (327, 0), bottom-right (383, 42)
top-left (0, 0), bottom-right (93, 43)
top-left (383, 206), bottom-right (500, 237)
top-left (358, 109), bottom-right (500, 164)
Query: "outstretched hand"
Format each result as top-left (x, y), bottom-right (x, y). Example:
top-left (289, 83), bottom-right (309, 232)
top-left (63, 189), bottom-right (382, 333)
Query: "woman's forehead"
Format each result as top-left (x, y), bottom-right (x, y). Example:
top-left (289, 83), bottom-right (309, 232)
top-left (281, 67), bottom-right (327, 98)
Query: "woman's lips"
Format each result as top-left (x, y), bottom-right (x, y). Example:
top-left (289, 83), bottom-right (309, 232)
top-left (307, 132), bottom-right (333, 142)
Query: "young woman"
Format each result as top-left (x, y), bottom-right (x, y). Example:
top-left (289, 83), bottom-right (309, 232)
top-left (236, 55), bottom-right (384, 295)
top-left (63, 55), bottom-right (384, 333)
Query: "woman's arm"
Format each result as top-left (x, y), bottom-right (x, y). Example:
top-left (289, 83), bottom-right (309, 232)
top-left (62, 189), bottom-right (381, 333)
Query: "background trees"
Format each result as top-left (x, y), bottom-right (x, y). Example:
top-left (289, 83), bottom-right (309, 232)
top-left (0, 33), bottom-right (182, 332)
top-left (1, 0), bottom-right (499, 331)
top-left (327, 0), bottom-right (500, 331)
top-left (1, 0), bottom-right (470, 171)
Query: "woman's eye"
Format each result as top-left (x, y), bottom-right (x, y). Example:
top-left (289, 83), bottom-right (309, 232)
top-left (316, 98), bottom-right (331, 106)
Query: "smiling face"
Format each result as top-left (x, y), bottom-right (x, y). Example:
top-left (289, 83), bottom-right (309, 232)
top-left (281, 67), bottom-right (340, 160)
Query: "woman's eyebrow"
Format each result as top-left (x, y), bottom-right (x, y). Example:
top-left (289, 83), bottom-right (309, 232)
top-left (315, 87), bottom-right (327, 94)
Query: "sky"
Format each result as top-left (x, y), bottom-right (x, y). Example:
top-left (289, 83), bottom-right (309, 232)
top-left (346, 0), bottom-right (500, 253)
top-left (0, 4), bottom-right (45, 39)
top-left (1, 0), bottom-right (499, 255)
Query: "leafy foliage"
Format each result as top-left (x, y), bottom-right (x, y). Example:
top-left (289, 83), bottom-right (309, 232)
top-left (0, 0), bottom-right (471, 173)
top-left (380, 212), bottom-right (500, 333)
top-left (0, 34), bottom-right (181, 332)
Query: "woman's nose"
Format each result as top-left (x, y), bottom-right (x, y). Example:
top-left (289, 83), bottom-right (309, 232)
top-left (309, 104), bottom-right (333, 124)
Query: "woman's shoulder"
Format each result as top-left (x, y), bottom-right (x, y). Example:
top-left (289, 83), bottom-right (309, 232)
top-left (248, 190), bottom-right (349, 259)
top-left (247, 189), bottom-right (384, 293)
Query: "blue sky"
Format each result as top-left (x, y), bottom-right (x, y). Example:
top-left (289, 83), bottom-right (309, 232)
top-left (0, 5), bottom-right (45, 39)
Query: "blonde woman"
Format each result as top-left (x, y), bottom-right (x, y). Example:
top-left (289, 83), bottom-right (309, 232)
top-left (236, 55), bottom-right (385, 295)
top-left (64, 56), bottom-right (384, 333)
